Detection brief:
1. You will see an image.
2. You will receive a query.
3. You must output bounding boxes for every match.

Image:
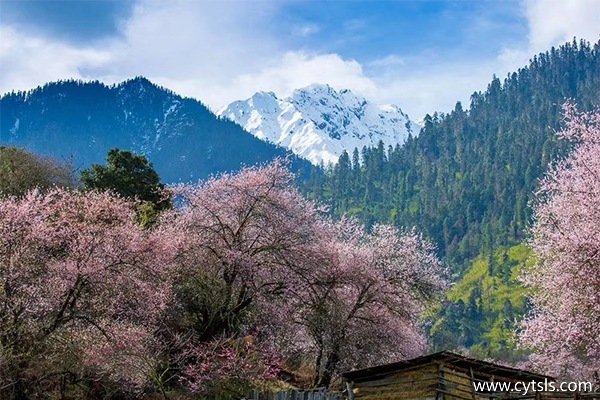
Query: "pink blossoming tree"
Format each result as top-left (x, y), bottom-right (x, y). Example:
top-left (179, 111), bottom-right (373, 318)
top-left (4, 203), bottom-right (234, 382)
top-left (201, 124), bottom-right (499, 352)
top-left (520, 105), bottom-right (600, 381)
top-left (179, 336), bottom-right (280, 397)
top-left (161, 161), bottom-right (445, 391)
top-left (158, 161), bottom-right (325, 392)
top-left (264, 219), bottom-right (445, 387)
top-left (0, 189), bottom-right (173, 399)
top-left (160, 161), bottom-right (325, 341)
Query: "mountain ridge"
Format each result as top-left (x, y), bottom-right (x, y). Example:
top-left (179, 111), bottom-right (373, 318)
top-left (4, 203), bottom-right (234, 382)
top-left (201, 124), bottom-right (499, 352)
top-left (218, 84), bottom-right (418, 165)
top-left (0, 77), bottom-right (313, 183)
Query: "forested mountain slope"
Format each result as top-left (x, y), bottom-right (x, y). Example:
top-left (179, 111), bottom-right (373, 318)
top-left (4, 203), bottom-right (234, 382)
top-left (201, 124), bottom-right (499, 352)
top-left (305, 39), bottom-right (600, 270)
top-left (0, 77), bottom-right (312, 182)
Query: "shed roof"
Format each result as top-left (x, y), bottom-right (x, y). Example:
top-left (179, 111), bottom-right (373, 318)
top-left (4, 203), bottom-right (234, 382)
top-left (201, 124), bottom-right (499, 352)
top-left (342, 351), bottom-right (554, 383)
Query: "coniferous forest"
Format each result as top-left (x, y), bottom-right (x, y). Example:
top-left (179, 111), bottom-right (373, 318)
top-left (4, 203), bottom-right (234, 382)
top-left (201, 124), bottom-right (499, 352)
top-left (303, 39), bottom-right (600, 359)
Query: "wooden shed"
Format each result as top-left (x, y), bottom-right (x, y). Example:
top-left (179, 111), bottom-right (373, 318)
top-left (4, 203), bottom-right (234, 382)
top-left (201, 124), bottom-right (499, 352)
top-left (341, 351), bottom-right (554, 400)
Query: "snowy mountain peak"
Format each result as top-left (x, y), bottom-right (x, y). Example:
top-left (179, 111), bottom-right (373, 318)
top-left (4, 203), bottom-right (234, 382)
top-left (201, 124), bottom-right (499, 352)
top-left (248, 91), bottom-right (279, 112)
top-left (218, 85), bottom-right (419, 165)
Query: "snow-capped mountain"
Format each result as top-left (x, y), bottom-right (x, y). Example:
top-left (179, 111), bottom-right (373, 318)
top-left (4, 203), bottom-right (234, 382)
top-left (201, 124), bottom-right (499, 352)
top-left (218, 84), bottom-right (418, 165)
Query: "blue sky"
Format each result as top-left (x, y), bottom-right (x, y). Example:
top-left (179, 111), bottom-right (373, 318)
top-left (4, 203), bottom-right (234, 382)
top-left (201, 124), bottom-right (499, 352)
top-left (0, 0), bottom-right (598, 119)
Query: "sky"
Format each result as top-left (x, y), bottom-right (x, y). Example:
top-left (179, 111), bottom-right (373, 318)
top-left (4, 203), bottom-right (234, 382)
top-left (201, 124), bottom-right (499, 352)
top-left (0, 0), bottom-right (599, 120)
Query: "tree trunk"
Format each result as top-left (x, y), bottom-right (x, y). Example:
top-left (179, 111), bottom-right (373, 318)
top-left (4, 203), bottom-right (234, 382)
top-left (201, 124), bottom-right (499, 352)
top-left (320, 346), bottom-right (341, 388)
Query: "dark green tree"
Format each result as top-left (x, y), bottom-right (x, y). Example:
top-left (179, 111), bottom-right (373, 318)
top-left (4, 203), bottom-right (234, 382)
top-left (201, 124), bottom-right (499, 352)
top-left (81, 148), bottom-right (170, 225)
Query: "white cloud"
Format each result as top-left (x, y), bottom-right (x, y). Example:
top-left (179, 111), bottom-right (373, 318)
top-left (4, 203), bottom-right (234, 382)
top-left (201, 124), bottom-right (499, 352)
top-left (0, 26), bottom-right (110, 94)
top-left (0, 0), bottom-right (282, 103)
top-left (369, 57), bottom-right (503, 120)
top-left (232, 52), bottom-right (377, 102)
top-left (344, 19), bottom-right (366, 32)
top-left (106, 1), bottom-right (279, 79)
top-left (147, 52), bottom-right (378, 113)
top-left (292, 23), bottom-right (320, 37)
top-left (368, 54), bottom-right (406, 69)
top-left (525, 0), bottom-right (600, 53)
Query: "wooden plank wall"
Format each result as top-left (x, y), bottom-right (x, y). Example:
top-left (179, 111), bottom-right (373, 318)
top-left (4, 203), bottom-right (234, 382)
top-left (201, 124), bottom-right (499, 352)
top-left (351, 364), bottom-right (439, 400)
top-left (437, 364), bottom-right (477, 400)
top-left (247, 387), bottom-right (343, 400)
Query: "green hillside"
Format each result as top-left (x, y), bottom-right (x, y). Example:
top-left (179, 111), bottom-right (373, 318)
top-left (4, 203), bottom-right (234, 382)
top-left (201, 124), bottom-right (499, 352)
top-left (427, 243), bottom-right (533, 360)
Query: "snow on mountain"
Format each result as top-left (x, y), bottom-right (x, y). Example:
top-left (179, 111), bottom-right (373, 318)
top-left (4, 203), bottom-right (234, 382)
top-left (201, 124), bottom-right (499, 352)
top-left (217, 84), bottom-right (418, 165)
